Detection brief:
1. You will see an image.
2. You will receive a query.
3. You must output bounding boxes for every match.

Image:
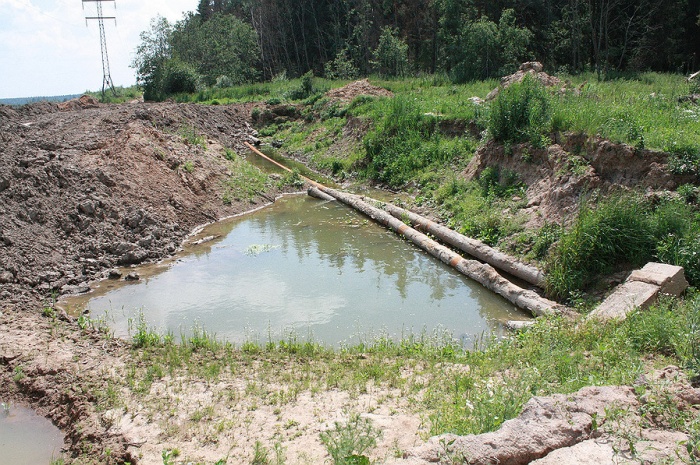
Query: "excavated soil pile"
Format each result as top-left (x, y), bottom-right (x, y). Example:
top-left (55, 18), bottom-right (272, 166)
top-left (0, 100), bottom-right (268, 306)
top-left (486, 61), bottom-right (563, 100)
top-left (325, 79), bottom-right (394, 102)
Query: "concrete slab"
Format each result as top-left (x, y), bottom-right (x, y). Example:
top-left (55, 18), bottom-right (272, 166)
top-left (589, 263), bottom-right (689, 322)
top-left (589, 281), bottom-right (659, 320)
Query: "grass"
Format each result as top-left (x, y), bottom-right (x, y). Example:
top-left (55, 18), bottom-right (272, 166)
top-left (222, 151), bottom-right (270, 203)
top-left (114, 293), bottom-right (699, 442)
top-left (545, 193), bottom-right (700, 301)
top-left (552, 72), bottom-right (700, 172)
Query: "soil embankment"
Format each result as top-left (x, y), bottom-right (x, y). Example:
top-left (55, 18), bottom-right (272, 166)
top-left (0, 99), bottom-right (268, 304)
top-left (0, 98), bottom-right (289, 462)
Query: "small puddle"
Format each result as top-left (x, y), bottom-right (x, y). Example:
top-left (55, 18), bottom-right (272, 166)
top-left (63, 195), bottom-right (529, 347)
top-left (0, 402), bottom-right (64, 464)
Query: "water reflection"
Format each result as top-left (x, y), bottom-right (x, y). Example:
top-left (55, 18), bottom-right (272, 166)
top-left (0, 402), bottom-right (64, 464)
top-left (70, 195), bottom-right (529, 346)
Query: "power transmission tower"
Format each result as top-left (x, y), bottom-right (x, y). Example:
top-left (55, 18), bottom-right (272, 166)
top-left (83, 0), bottom-right (117, 99)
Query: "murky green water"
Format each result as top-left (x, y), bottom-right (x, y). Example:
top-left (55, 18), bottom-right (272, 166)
top-left (67, 195), bottom-right (528, 347)
top-left (0, 402), bottom-right (64, 464)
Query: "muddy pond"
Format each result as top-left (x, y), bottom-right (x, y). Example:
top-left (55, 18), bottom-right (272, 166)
top-left (0, 402), bottom-right (64, 464)
top-left (65, 194), bottom-right (529, 347)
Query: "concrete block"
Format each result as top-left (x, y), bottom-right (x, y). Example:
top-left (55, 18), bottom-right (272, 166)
top-left (590, 262), bottom-right (689, 322)
top-left (627, 262), bottom-right (688, 297)
top-left (589, 280), bottom-right (659, 321)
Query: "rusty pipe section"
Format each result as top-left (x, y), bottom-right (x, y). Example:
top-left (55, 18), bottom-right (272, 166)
top-left (316, 185), bottom-right (564, 317)
top-left (374, 201), bottom-right (546, 288)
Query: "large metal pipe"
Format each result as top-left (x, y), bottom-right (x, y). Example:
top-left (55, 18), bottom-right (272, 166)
top-left (375, 201), bottom-right (547, 288)
top-left (316, 185), bottom-right (565, 317)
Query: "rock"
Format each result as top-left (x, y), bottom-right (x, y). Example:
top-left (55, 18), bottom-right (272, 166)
top-left (0, 271), bottom-right (15, 284)
top-left (404, 386), bottom-right (637, 465)
top-left (119, 248), bottom-right (149, 265)
top-left (78, 200), bottom-right (96, 216)
top-left (505, 320), bottom-right (535, 331)
top-left (589, 263), bottom-right (689, 321)
top-left (124, 272), bottom-right (140, 281)
top-left (107, 269), bottom-right (122, 280)
top-left (0, 177), bottom-right (9, 192)
top-left (193, 235), bottom-right (219, 245)
top-left (520, 61), bottom-right (544, 72)
top-left (61, 284), bottom-right (91, 295)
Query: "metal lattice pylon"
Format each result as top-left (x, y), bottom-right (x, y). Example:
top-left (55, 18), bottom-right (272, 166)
top-left (83, 0), bottom-right (117, 99)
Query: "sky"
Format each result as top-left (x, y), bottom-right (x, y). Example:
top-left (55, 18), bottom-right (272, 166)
top-left (0, 0), bottom-right (197, 98)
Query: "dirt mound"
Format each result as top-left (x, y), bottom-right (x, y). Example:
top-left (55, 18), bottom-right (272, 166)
top-left (325, 79), bottom-right (394, 102)
top-left (487, 62), bottom-right (563, 100)
top-left (0, 101), bottom-right (276, 306)
top-left (57, 94), bottom-right (100, 111)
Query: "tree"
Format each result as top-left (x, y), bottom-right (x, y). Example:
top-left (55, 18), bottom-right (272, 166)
top-left (171, 13), bottom-right (261, 86)
top-left (496, 8), bottom-right (533, 75)
top-left (447, 9), bottom-right (532, 83)
top-left (131, 16), bottom-right (172, 101)
top-left (373, 26), bottom-right (410, 77)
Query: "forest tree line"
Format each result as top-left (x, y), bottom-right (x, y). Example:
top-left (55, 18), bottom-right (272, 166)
top-left (132, 0), bottom-right (700, 100)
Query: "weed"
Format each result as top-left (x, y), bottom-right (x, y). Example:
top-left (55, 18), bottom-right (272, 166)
top-left (545, 193), bottom-right (671, 300)
top-left (251, 441), bottom-right (270, 465)
top-left (278, 170), bottom-right (304, 189)
top-left (129, 312), bottom-right (162, 348)
top-left (488, 74), bottom-right (551, 145)
top-left (682, 417), bottom-right (700, 464)
top-left (223, 151), bottom-right (269, 201)
top-left (12, 365), bottom-right (25, 382)
top-left (162, 448), bottom-right (180, 465)
top-left (183, 160), bottom-right (195, 173)
top-left (42, 306), bottom-right (56, 319)
top-left (179, 125), bottom-right (207, 149)
top-left (320, 413), bottom-right (382, 465)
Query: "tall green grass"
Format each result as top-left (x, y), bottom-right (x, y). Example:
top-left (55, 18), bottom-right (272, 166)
top-left (546, 194), bottom-right (700, 301)
top-left (488, 74), bottom-right (551, 145)
top-left (362, 96), bottom-right (477, 187)
top-left (552, 73), bottom-right (700, 172)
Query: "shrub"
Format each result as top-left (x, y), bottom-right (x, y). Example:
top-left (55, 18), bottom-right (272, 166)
top-left (488, 74), bottom-right (551, 145)
top-left (546, 194), bottom-right (700, 301)
top-left (286, 71), bottom-right (317, 101)
top-left (214, 75), bottom-right (233, 88)
top-left (324, 49), bottom-right (359, 80)
top-left (162, 59), bottom-right (201, 95)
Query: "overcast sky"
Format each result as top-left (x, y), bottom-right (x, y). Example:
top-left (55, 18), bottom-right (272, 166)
top-left (0, 0), bottom-right (197, 98)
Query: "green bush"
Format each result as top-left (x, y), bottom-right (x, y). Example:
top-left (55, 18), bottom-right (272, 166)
top-left (286, 71), bottom-right (317, 100)
top-left (488, 74), bottom-right (551, 144)
top-left (162, 59), bottom-right (201, 95)
top-left (324, 48), bottom-right (359, 80)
